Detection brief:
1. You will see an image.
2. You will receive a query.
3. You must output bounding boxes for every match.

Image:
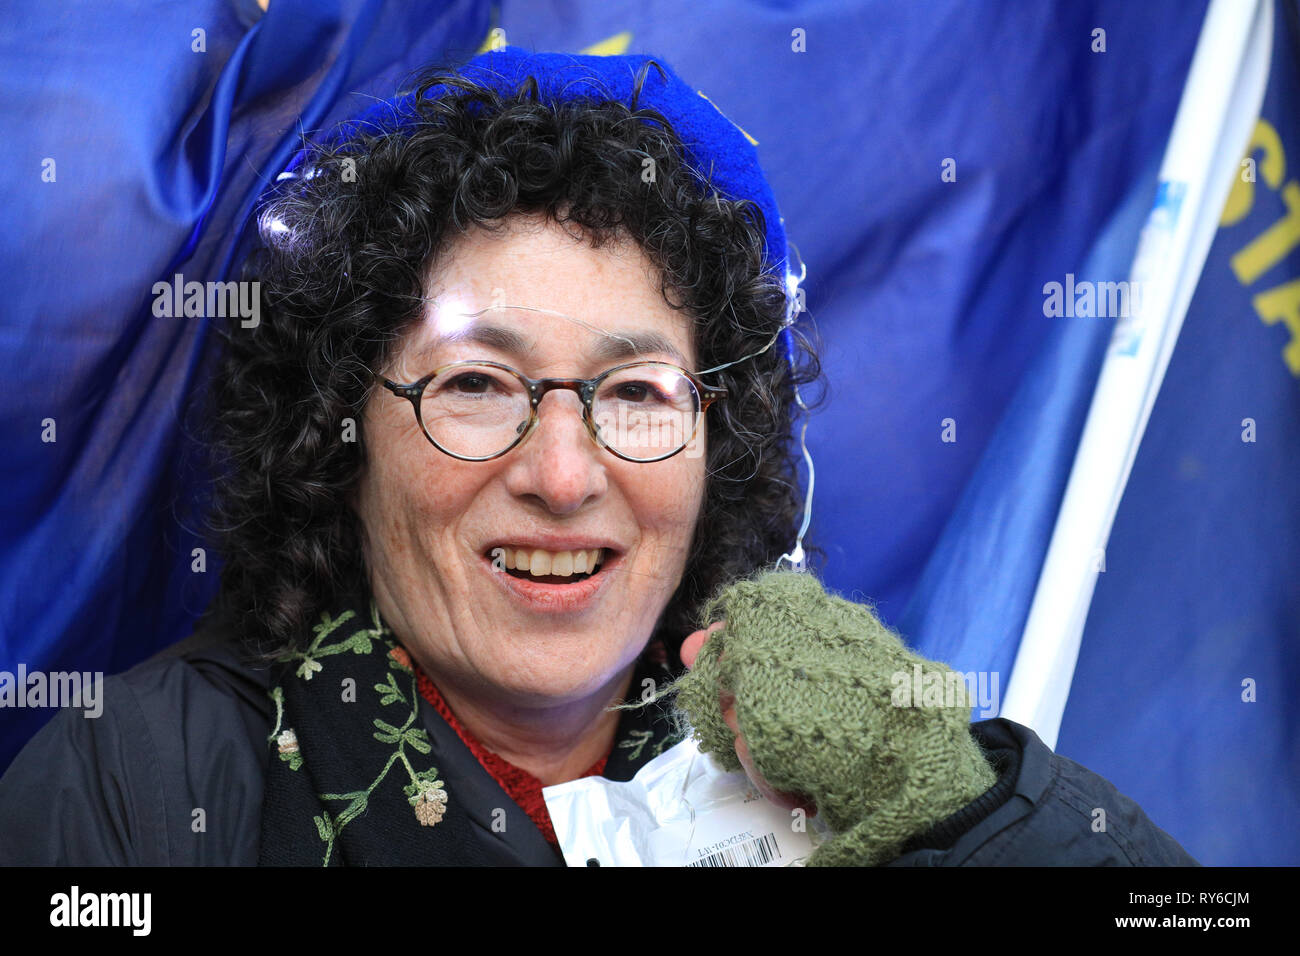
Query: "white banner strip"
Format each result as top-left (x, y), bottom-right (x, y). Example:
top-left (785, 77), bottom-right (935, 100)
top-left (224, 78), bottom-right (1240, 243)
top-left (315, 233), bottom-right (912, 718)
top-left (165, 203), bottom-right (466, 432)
top-left (1000, 0), bottom-right (1274, 748)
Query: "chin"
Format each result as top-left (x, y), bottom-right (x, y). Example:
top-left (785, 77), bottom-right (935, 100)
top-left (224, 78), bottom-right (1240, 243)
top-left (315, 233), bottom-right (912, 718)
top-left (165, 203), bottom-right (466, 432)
top-left (487, 645), bottom-right (638, 705)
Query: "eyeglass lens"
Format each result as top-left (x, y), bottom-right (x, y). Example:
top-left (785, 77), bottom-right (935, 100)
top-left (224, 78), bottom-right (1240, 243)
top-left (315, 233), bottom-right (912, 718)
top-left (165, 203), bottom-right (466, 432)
top-left (420, 364), bottom-right (702, 460)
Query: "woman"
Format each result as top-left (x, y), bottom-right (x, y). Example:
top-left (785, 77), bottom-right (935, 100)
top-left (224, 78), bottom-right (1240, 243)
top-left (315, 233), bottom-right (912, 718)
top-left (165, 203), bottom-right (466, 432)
top-left (0, 47), bottom-right (817, 865)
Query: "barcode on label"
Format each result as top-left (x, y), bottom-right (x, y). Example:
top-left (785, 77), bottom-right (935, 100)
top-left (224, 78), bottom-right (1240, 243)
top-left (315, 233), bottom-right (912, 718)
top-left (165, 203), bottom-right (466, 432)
top-left (686, 832), bottom-right (781, 867)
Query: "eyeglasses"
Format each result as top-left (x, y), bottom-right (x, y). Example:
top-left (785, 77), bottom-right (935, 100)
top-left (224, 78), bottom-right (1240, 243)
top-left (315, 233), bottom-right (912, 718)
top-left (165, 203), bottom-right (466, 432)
top-left (381, 360), bottom-right (727, 462)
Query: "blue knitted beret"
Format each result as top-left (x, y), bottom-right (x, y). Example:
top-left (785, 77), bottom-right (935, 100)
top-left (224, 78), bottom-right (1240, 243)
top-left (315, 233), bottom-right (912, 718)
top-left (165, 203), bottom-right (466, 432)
top-left (285, 46), bottom-right (791, 287)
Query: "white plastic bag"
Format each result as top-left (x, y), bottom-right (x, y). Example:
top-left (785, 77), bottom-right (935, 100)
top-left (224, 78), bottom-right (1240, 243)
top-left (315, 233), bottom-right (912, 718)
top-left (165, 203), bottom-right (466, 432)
top-left (543, 736), bottom-right (825, 867)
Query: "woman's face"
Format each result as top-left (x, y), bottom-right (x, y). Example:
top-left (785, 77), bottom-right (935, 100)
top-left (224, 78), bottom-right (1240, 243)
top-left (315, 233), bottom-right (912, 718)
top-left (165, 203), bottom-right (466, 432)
top-left (354, 214), bottom-right (707, 707)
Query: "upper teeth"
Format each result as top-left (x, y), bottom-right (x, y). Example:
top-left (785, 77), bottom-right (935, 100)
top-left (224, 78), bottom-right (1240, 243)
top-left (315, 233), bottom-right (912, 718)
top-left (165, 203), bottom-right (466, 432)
top-left (496, 547), bottom-right (606, 577)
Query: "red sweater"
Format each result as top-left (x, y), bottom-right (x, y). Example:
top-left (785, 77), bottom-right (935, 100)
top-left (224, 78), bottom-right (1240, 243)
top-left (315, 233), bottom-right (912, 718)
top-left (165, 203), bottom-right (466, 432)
top-left (413, 664), bottom-right (608, 846)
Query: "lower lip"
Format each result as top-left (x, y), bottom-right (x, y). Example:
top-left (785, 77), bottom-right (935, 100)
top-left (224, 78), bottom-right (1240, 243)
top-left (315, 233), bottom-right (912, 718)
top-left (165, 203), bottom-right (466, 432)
top-left (483, 555), bottom-right (617, 614)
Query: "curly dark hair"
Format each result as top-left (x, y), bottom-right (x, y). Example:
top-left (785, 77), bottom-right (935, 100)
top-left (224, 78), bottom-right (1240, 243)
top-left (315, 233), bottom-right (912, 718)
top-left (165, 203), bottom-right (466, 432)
top-left (203, 59), bottom-right (822, 664)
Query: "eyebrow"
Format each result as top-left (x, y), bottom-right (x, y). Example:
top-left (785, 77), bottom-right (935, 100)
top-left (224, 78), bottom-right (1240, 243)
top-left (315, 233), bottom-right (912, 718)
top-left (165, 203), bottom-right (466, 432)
top-left (416, 323), bottom-right (689, 368)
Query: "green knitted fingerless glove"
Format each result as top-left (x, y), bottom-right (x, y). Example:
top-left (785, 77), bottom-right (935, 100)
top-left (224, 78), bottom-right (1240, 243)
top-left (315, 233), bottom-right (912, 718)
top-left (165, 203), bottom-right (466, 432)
top-left (672, 570), bottom-right (997, 867)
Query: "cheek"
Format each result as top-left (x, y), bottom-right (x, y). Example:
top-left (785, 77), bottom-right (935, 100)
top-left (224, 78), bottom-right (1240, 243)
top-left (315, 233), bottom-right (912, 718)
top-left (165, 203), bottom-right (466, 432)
top-left (633, 456), bottom-right (707, 559)
top-left (675, 426), bottom-right (708, 510)
top-left (356, 409), bottom-right (458, 557)
top-left (363, 455), bottom-right (472, 546)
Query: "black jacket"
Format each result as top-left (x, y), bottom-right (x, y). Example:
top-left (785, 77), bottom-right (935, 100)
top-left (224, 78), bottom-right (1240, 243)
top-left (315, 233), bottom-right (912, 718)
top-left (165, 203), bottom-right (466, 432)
top-left (0, 628), bottom-right (1198, 866)
top-left (888, 719), bottom-right (1199, 866)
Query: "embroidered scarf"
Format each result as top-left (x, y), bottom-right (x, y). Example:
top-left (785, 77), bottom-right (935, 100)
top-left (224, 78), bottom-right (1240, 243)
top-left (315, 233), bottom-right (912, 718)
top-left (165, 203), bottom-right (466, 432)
top-left (257, 593), bottom-right (683, 866)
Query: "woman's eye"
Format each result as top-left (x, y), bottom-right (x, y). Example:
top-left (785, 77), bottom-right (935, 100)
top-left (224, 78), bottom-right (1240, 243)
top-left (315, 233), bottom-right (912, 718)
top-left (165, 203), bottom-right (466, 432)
top-left (450, 373), bottom-right (492, 393)
top-left (615, 381), bottom-right (657, 402)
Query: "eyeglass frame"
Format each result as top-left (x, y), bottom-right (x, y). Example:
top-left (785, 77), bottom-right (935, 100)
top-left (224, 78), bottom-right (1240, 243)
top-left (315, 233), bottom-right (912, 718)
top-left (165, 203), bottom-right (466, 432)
top-left (380, 359), bottom-right (728, 463)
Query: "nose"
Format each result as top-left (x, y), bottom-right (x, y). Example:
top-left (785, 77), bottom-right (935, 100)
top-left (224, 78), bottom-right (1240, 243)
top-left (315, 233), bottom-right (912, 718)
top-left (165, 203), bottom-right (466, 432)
top-left (503, 389), bottom-right (607, 514)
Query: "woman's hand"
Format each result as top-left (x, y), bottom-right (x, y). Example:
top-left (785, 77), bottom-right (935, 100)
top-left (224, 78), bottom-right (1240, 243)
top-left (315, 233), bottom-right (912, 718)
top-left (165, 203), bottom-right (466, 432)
top-left (680, 622), bottom-right (817, 817)
top-left (674, 572), bottom-right (999, 866)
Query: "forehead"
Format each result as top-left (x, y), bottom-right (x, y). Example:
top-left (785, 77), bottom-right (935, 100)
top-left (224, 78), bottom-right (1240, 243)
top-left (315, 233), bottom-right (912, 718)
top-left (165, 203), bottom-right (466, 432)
top-left (398, 215), bottom-right (698, 371)
top-left (408, 309), bottom-right (690, 368)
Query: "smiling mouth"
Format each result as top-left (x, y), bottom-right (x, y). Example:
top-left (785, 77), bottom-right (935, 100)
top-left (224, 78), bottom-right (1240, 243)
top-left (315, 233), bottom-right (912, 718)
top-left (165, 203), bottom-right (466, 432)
top-left (486, 546), bottom-right (609, 585)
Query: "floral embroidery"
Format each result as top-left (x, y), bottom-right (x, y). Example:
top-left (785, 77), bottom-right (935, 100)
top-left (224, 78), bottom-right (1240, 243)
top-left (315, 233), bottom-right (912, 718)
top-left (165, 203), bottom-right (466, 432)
top-left (616, 725), bottom-right (682, 763)
top-left (266, 688), bottom-right (304, 771)
top-left (409, 779), bottom-right (449, 826)
top-left (276, 728), bottom-right (302, 771)
top-left (269, 600), bottom-right (452, 864)
top-left (616, 728), bottom-right (655, 762)
top-left (278, 607), bottom-right (389, 682)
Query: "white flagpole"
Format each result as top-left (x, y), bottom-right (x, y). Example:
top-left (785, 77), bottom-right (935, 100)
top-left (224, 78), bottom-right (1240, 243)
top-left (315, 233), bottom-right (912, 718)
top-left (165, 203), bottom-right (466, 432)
top-left (1000, 0), bottom-right (1274, 748)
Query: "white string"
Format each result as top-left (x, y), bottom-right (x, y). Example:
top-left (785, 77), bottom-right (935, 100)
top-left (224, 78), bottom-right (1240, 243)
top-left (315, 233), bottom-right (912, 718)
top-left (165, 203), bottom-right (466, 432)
top-left (775, 244), bottom-right (814, 573)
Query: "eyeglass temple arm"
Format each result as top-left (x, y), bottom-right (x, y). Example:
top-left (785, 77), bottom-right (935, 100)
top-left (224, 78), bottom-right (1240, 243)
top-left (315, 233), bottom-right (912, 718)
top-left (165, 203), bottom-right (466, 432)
top-left (381, 378), bottom-right (425, 403)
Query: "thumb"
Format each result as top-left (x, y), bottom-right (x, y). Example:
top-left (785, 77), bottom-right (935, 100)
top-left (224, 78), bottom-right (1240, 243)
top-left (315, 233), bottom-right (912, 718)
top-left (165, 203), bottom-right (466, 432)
top-left (679, 621), bottom-right (725, 670)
